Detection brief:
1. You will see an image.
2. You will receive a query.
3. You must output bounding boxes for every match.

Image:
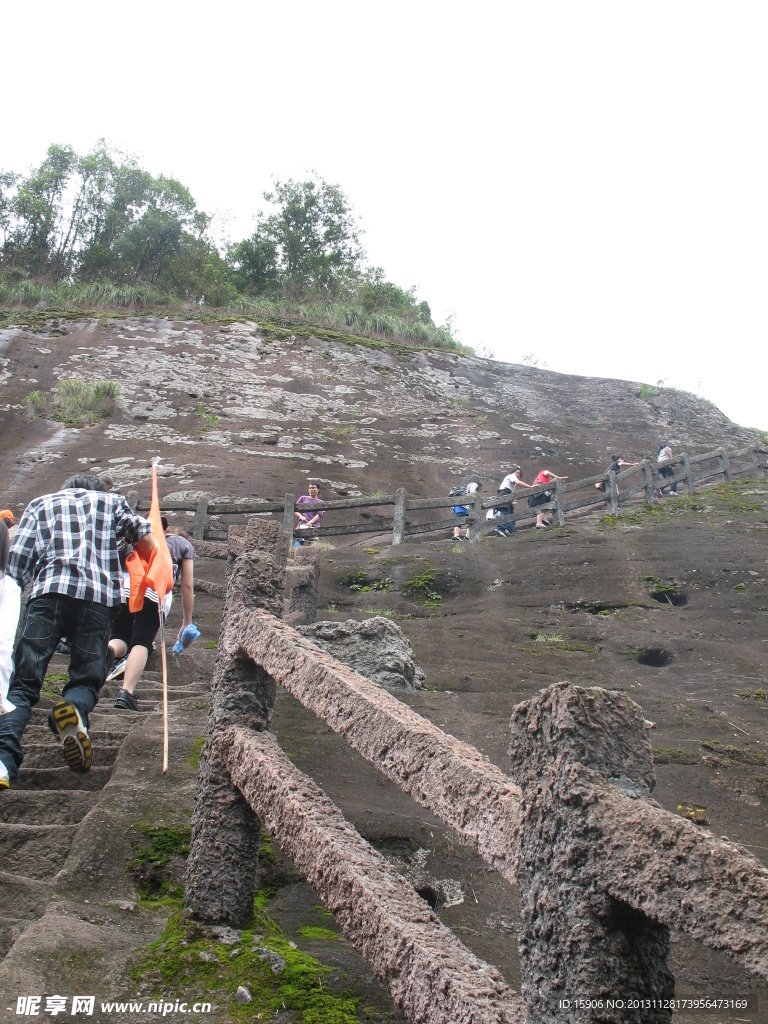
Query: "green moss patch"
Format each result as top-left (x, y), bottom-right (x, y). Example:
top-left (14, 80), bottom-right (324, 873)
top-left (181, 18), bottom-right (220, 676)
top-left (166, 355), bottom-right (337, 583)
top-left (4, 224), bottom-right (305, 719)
top-left (296, 926), bottom-right (338, 941)
top-left (700, 741), bottom-right (766, 766)
top-left (188, 738), bottom-right (206, 769)
top-left (653, 748), bottom-right (699, 765)
top-left (131, 824), bottom-right (191, 901)
top-left (135, 900), bottom-right (360, 1022)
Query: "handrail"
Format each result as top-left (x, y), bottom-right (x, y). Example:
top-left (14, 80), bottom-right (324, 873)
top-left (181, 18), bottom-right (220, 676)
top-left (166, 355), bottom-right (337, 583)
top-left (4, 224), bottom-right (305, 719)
top-left (128, 442), bottom-right (766, 544)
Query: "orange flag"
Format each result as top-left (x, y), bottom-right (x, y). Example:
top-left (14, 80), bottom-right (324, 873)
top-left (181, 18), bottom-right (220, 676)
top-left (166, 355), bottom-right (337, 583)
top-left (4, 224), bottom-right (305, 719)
top-left (126, 465), bottom-right (175, 612)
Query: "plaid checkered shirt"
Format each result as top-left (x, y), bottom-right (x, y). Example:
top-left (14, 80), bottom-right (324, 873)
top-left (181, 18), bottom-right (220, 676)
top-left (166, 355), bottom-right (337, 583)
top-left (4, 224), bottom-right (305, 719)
top-left (8, 489), bottom-right (151, 606)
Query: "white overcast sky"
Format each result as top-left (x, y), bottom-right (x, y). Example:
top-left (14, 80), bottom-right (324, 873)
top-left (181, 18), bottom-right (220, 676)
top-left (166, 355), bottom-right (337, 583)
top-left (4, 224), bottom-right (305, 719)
top-left (4, 2), bottom-right (767, 429)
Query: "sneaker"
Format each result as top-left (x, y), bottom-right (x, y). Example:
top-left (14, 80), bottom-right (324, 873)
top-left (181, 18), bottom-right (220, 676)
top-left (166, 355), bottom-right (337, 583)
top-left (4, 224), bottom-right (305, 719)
top-left (0, 761), bottom-right (9, 789)
top-left (103, 646), bottom-right (116, 685)
top-left (655, 489), bottom-right (663, 499)
top-left (495, 526), bottom-right (506, 537)
top-left (50, 700), bottom-right (92, 772)
top-left (56, 637), bottom-right (71, 655)
top-left (106, 656), bottom-right (128, 683)
top-left (114, 688), bottom-right (139, 712)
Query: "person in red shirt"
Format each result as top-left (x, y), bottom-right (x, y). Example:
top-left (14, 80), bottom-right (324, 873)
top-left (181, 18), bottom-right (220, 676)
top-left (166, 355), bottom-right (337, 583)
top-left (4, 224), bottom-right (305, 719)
top-left (528, 469), bottom-right (567, 528)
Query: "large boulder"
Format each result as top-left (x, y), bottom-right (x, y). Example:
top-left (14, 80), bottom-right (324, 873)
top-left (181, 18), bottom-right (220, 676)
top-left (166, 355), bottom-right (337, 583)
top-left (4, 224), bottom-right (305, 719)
top-left (297, 617), bottom-right (425, 690)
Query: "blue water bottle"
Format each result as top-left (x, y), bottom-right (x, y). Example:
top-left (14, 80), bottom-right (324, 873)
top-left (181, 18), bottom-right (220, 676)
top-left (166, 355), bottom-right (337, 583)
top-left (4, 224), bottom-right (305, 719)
top-left (172, 623), bottom-right (201, 657)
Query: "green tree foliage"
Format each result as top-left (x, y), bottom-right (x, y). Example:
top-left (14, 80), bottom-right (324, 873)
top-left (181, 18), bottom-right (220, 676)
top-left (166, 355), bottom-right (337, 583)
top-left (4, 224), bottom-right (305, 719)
top-left (0, 145), bottom-right (453, 346)
top-left (230, 174), bottom-right (364, 298)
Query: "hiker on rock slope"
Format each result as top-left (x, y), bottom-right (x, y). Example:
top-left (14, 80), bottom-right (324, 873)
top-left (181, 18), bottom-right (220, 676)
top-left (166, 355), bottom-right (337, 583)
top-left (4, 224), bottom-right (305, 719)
top-left (0, 475), bottom-right (156, 788)
top-left (109, 516), bottom-right (196, 712)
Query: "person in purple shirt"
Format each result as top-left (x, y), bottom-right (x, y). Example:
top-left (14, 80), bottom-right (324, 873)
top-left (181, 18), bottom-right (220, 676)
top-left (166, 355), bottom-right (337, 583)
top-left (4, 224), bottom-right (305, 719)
top-left (294, 483), bottom-right (323, 548)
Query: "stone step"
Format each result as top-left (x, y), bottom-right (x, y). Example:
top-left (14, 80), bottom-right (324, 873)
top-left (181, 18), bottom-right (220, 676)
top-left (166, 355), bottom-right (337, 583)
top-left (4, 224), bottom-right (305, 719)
top-left (0, 823), bottom-right (78, 879)
top-left (21, 744), bottom-right (122, 770)
top-left (0, 790), bottom-right (97, 825)
top-left (31, 706), bottom-right (150, 723)
top-left (24, 724), bottom-right (133, 744)
top-left (0, 870), bottom-right (51, 918)
top-left (101, 685), bottom-right (206, 701)
top-left (14, 767), bottom-right (111, 792)
top-left (0, 916), bottom-right (31, 958)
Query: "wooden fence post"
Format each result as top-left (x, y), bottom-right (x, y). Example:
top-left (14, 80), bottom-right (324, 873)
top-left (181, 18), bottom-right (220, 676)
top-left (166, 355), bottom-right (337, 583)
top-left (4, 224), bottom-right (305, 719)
top-left (606, 471), bottom-right (619, 517)
top-left (720, 448), bottom-right (733, 484)
top-left (468, 490), bottom-right (483, 543)
top-left (392, 487), bottom-right (407, 546)
top-left (193, 495), bottom-right (209, 542)
top-left (682, 454), bottom-right (694, 493)
top-left (642, 462), bottom-right (655, 504)
top-left (283, 493), bottom-right (295, 551)
top-left (554, 477), bottom-right (565, 526)
top-left (751, 447), bottom-right (765, 480)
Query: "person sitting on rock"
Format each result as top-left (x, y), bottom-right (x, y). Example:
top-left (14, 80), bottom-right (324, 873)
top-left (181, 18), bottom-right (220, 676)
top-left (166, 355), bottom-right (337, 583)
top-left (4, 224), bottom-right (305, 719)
top-left (111, 517), bottom-right (196, 712)
top-left (452, 473), bottom-right (482, 541)
top-left (486, 466), bottom-right (532, 537)
top-left (293, 483), bottom-right (324, 548)
top-left (0, 475), bottom-right (155, 787)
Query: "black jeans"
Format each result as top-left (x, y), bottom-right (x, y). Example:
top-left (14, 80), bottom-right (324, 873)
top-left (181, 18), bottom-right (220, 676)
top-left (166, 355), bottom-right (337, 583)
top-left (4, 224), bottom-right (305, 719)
top-left (0, 593), bottom-right (110, 778)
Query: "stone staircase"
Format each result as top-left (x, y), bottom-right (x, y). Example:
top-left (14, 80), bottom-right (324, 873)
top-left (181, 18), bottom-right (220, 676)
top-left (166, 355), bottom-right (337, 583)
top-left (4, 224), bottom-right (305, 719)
top-left (0, 654), bottom-right (211, 962)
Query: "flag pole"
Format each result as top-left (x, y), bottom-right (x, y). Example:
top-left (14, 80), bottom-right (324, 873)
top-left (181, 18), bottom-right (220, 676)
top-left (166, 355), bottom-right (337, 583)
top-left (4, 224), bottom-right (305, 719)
top-left (160, 605), bottom-right (168, 774)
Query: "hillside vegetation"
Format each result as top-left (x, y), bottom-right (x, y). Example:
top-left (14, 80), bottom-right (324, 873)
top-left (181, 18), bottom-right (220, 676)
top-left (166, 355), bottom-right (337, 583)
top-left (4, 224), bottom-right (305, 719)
top-left (0, 143), bottom-right (462, 352)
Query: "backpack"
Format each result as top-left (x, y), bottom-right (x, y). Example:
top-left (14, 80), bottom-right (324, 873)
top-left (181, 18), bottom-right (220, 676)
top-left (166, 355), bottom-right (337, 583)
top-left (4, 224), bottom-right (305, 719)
top-left (449, 484), bottom-right (468, 497)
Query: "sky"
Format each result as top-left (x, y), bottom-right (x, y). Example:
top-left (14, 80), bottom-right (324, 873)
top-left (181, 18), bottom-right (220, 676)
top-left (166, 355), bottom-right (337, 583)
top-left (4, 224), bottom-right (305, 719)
top-left (3, 1), bottom-right (767, 429)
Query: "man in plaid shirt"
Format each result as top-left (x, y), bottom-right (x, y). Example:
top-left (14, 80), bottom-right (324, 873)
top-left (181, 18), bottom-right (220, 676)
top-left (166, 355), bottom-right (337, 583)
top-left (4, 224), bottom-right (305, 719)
top-left (0, 475), bottom-right (157, 786)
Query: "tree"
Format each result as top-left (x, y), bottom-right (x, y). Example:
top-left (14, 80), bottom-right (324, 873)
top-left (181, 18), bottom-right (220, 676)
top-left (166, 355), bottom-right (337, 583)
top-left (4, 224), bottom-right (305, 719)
top-left (231, 174), bottom-right (365, 298)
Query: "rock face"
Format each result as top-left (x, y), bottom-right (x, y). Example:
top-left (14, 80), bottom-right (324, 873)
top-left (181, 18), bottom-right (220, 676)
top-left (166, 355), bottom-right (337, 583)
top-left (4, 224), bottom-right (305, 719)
top-left (298, 616), bottom-right (425, 690)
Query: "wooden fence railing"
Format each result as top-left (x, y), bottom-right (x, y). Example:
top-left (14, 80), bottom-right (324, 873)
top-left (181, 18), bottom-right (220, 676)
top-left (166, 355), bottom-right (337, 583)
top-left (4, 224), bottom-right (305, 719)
top-left (127, 443), bottom-right (766, 547)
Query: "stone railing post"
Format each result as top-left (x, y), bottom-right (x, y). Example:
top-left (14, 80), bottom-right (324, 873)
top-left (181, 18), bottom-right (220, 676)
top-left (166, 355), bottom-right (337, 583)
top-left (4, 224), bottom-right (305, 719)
top-left (284, 546), bottom-right (320, 626)
top-left (752, 447), bottom-right (765, 480)
top-left (681, 453), bottom-right (694, 493)
top-left (193, 494), bottom-right (209, 542)
top-left (553, 476), bottom-right (565, 526)
top-left (642, 462), bottom-right (655, 503)
top-left (468, 488), bottom-right (483, 542)
top-left (508, 683), bottom-right (674, 1024)
top-left (184, 520), bottom-right (287, 926)
top-left (392, 487), bottom-right (407, 546)
top-left (605, 471), bottom-right (619, 517)
top-left (282, 492), bottom-right (295, 553)
top-left (719, 447), bottom-right (733, 484)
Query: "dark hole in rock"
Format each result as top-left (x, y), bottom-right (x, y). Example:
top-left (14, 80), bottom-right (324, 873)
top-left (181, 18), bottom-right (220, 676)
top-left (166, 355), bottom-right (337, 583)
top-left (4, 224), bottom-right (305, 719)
top-left (566, 601), bottom-right (628, 615)
top-left (650, 589), bottom-right (688, 607)
top-left (606, 897), bottom-right (665, 945)
top-left (636, 647), bottom-right (674, 667)
top-left (415, 885), bottom-right (439, 909)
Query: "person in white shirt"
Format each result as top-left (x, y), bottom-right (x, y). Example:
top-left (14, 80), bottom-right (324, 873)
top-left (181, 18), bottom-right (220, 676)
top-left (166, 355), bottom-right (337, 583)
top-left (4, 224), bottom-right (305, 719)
top-left (486, 467), bottom-right (532, 536)
top-left (0, 520), bottom-right (20, 726)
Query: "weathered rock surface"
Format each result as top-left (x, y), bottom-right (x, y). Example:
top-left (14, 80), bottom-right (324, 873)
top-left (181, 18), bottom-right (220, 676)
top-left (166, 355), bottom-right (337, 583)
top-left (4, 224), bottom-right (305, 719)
top-left (298, 616), bottom-right (425, 689)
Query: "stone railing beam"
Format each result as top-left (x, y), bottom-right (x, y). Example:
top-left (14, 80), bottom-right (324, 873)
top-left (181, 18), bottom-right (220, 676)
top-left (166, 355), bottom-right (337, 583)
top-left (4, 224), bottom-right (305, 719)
top-left (225, 726), bottom-right (524, 1024)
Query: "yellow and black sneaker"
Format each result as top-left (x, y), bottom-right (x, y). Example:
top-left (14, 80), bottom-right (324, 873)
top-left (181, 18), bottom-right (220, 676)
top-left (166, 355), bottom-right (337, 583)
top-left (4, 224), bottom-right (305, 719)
top-left (50, 700), bottom-right (92, 772)
top-left (0, 760), bottom-right (9, 789)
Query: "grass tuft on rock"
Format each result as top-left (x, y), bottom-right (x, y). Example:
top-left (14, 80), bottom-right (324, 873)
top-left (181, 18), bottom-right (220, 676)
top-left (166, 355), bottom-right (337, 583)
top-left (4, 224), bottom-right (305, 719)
top-left (27, 377), bottom-right (119, 427)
